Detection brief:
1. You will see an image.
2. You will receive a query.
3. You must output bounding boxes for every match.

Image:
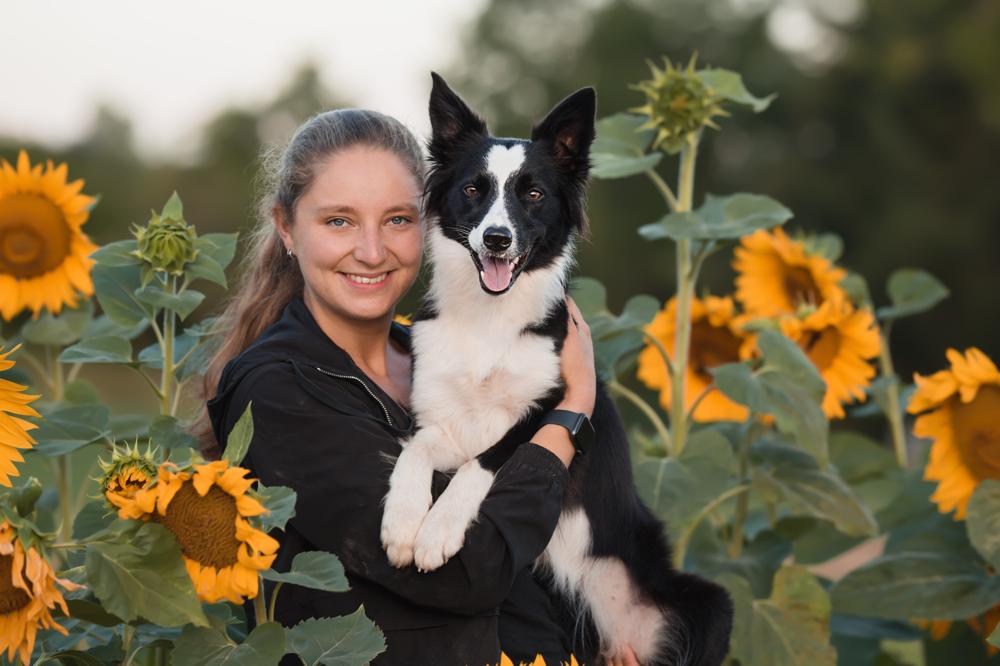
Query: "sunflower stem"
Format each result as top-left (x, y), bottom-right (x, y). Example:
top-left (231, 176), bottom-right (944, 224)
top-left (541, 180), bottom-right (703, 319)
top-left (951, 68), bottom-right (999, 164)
top-left (121, 625), bottom-right (136, 666)
top-left (878, 321), bottom-right (909, 468)
top-left (159, 276), bottom-right (177, 416)
top-left (253, 575), bottom-right (268, 627)
top-left (608, 379), bottom-right (672, 456)
top-left (728, 421), bottom-right (756, 559)
top-left (645, 169), bottom-right (679, 211)
top-left (56, 454), bottom-right (74, 564)
top-left (14, 348), bottom-right (52, 392)
top-left (670, 133), bottom-right (700, 458)
top-left (268, 582), bottom-right (284, 622)
top-left (641, 331), bottom-right (674, 378)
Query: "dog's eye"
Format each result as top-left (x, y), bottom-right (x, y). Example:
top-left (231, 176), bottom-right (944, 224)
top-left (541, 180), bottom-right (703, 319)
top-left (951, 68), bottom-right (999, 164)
top-left (526, 189), bottom-right (544, 202)
top-left (463, 184), bottom-right (479, 198)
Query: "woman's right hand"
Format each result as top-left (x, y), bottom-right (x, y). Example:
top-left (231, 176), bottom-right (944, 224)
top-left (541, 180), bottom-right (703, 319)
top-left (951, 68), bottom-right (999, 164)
top-left (557, 296), bottom-right (596, 418)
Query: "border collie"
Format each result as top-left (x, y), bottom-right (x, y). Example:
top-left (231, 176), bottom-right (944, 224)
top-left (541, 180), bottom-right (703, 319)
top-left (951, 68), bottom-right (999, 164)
top-left (380, 73), bottom-right (733, 666)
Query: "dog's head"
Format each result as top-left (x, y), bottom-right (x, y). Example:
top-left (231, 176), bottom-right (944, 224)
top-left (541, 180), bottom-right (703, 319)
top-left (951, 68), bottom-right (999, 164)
top-left (424, 73), bottom-right (596, 296)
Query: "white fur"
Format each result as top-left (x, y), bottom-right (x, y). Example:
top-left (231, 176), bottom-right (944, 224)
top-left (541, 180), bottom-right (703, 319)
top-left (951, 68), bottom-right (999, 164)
top-left (468, 144), bottom-right (526, 255)
top-left (542, 510), bottom-right (669, 663)
top-left (412, 460), bottom-right (495, 571)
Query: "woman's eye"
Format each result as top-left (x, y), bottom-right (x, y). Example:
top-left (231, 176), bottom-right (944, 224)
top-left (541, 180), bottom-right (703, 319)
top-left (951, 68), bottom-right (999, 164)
top-left (327, 217), bottom-right (349, 227)
top-left (526, 188), bottom-right (544, 202)
top-left (463, 184), bottom-right (479, 198)
top-left (388, 215), bottom-right (411, 226)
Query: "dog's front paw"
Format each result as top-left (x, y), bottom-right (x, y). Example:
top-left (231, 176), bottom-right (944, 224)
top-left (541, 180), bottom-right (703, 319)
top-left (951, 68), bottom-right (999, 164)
top-left (380, 500), bottom-right (429, 569)
top-left (412, 505), bottom-right (469, 572)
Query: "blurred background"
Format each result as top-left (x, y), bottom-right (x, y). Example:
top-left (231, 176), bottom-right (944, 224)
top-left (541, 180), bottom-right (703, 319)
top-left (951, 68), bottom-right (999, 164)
top-left (3, 0), bottom-right (998, 386)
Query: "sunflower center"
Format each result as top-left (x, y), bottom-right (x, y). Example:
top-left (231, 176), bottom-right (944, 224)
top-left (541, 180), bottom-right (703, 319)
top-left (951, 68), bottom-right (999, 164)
top-left (783, 266), bottom-right (821, 309)
top-left (690, 320), bottom-right (744, 378)
top-left (154, 482), bottom-right (242, 569)
top-left (0, 193), bottom-right (72, 278)
top-left (802, 327), bottom-right (841, 371)
top-left (0, 554), bottom-right (31, 613)
top-left (952, 386), bottom-right (1000, 480)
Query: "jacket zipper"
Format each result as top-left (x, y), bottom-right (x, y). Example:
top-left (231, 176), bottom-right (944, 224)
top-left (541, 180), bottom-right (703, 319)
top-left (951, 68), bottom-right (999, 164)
top-left (314, 366), bottom-right (395, 428)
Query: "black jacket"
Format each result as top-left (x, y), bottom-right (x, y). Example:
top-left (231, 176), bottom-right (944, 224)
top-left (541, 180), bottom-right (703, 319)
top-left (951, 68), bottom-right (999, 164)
top-left (207, 296), bottom-right (572, 665)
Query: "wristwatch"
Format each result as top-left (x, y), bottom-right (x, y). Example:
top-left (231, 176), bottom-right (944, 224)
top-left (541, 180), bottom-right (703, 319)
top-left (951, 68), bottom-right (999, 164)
top-left (539, 409), bottom-right (595, 456)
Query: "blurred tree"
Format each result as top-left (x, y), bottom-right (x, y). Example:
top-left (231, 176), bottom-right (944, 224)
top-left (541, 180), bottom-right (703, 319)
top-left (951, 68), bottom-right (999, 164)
top-left (443, 0), bottom-right (1000, 381)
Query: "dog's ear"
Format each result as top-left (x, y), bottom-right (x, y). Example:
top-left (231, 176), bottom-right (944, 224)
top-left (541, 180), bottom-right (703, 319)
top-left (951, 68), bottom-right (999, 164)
top-left (531, 87), bottom-right (596, 176)
top-left (428, 72), bottom-right (488, 163)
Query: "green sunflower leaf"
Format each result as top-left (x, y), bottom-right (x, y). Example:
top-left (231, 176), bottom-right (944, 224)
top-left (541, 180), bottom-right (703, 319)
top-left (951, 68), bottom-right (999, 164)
top-left (92, 264), bottom-right (155, 328)
top-left (256, 484), bottom-right (297, 532)
top-left (966, 479), bottom-right (1000, 570)
top-left (20, 301), bottom-right (94, 346)
top-left (876, 268), bottom-right (949, 321)
top-left (30, 404), bottom-right (111, 456)
top-left (59, 335), bottom-right (133, 365)
top-left (172, 621), bottom-right (286, 666)
top-left (195, 233), bottom-right (240, 271)
top-left (90, 239), bottom-right (142, 267)
top-left (639, 193), bottom-right (792, 241)
top-left (287, 608), bottom-right (387, 666)
top-left (134, 284), bottom-right (205, 320)
top-left (696, 68), bottom-right (776, 112)
top-left (148, 414), bottom-right (197, 450)
top-left (223, 402), bottom-right (254, 465)
top-left (84, 522), bottom-right (209, 628)
top-left (262, 551), bottom-right (349, 592)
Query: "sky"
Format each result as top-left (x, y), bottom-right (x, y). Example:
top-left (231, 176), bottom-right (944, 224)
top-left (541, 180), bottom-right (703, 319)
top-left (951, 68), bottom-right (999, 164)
top-left (3, 0), bottom-right (487, 160)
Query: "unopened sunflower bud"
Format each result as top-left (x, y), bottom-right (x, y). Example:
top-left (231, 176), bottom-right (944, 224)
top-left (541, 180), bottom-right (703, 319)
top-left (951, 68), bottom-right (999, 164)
top-left (98, 441), bottom-right (159, 507)
top-left (131, 200), bottom-right (199, 275)
top-left (630, 55), bottom-right (729, 154)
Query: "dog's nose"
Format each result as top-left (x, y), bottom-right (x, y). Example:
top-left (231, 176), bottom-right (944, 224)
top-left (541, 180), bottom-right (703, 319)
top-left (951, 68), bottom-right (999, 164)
top-left (483, 226), bottom-right (513, 252)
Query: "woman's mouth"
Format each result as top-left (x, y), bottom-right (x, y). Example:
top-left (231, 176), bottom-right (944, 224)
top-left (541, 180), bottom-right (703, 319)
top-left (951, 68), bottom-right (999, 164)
top-left (342, 271), bottom-right (391, 287)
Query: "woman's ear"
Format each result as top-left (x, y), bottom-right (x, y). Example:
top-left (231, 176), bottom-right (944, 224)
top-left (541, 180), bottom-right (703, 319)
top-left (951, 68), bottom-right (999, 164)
top-left (272, 205), bottom-right (293, 251)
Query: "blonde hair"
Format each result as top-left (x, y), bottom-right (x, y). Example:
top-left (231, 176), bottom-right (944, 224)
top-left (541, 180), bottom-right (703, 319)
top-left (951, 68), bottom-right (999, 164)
top-left (193, 109), bottom-right (425, 456)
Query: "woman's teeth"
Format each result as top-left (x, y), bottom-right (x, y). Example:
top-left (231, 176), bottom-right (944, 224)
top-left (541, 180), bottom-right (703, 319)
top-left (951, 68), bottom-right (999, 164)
top-left (346, 273), bottom-right (388, 284)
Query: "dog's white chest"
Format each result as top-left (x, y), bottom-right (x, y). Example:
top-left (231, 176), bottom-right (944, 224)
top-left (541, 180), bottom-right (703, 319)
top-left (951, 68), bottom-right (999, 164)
top-left (409, 316), bottom-right (560, 463)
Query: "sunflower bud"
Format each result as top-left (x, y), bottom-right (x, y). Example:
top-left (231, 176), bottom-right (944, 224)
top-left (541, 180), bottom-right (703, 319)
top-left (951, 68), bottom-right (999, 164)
top-left (98, 442), bottom-right (159, 507)
top-left (130, 193), bottom-right (198, 276)
top-left (630, 55), bottom-right (729, 154)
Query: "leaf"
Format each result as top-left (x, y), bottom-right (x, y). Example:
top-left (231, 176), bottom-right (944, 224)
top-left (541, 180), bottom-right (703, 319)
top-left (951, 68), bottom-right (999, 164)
top-left (64, 378), bottom-right (101, 404)
top-left (37, 651), bottom-right (106, 666)
top-left (876, 269), bottom-right (949, 321)
top-left (73, 500), bottom-right (116, 540)
top-left (262, 551), bottom-right (349, 592)
top-left (134, 284), bottom-right (205, 320)
top-left (831, 552), bottom-right (1000, 620)
top-left (694, 529), bottom-right (791, 599)
top-left (20, 301), bottom-right (94, 346)
top-left (137, 332), bottom-right (199, 370)
top-left (696, 68), bottom-right (776, 112)
top-left (90, 239), bottom-right (141, 267)
top-left (752, 441), bottom-right (877, 537)
top-left (592, 152), bottom-right (663, 179)
top-left (9, 477), bottom-right (43, 517)
top-left (990, 622), bottom-right (1000, 649)
top-left (592, 113), bottom-right (657, 155)
top-left (162, 191), bottom-right (184, 219)
top-left (84, 522), bottom-right (209, 628)
top-left (287, 608), bottom-right (387, 666)
top-left (92, 263), bottom-right (155, 327)
top-left (148, 414), bottom-right (198, 449)
top-left (196, 233), bottom-right (239, 271)
top-left (59, 335), bottom-right (133, 364)
top-left (840, 272), bottom-right (873, 310)
top-left (256, 484), bottom-right (297, 532)
top-left (757, 330), bottom-right (825, 400)
top-left (186, 253), bottom-right (228, 288)
top-left (223, 402), bottom-right (254, 464)
top-left (639, 193), bottom-right (792, 241)
top-left (64, 599), bottom-right (126, 627)
top-left (829, 614), bottom-right (923, 641)
top-left (172, 622), bottom-right (286, 666)
top-left (718, 566), bottom-right (836, 666)
top-left (966, 479), bottom-right (1000, 570)
top-left (30, 404), bottom-right (111, 456)
top-left (569, 277), bottom-right (658, 379)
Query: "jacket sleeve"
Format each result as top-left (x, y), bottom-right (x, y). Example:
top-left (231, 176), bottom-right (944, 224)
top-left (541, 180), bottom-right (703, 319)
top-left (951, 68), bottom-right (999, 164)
top-left (219, 363), bottom-right (568, 617)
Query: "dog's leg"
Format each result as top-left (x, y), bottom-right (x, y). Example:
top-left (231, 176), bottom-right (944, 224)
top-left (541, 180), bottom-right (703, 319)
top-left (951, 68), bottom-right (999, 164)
top-left (412, 458), bottom-right (494, 571)
top-left (381, 437), bottom-right (436, 568)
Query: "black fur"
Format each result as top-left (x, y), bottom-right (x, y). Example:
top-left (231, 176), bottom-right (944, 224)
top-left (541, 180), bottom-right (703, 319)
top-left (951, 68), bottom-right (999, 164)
top-left (423, 74), bottom-right (733, 666)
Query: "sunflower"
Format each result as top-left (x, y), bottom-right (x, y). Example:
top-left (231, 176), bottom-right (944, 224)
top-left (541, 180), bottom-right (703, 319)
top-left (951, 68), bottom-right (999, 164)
top-left (112, 460), bottom-right (278, 603)
top-left (0, 151), bottom-right (98, 320)
top-left (0, 345), bottom-right (40, 487)
top-left (908, 347), bottom-right (1000, 520)
top-left (498, 655), bottom-right (581, 666)
top-left (733, 227), bottom-right (847, 318)
top-left (98, 442), bottom-right (158, 509)
top-left (916, 604), bottom-right (1000, 656)
top-left (779, 295), bottom-right (881, 419)
top-left (0, 521), bottom-right (81, 665)
top-left (637, 295), bottom-right (752, 422)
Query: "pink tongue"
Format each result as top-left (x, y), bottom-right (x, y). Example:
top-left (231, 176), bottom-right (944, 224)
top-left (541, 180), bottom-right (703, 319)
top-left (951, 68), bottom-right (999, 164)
top-left (481, 256), bottom-right (514, 292)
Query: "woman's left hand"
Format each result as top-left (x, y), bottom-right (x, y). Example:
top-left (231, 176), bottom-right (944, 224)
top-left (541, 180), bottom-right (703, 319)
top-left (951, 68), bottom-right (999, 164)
top-left (608, 645), bottom-right (640, 666)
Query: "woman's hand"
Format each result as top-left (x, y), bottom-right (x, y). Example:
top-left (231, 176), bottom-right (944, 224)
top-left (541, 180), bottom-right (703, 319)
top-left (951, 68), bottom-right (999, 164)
top-left (557, 296), bottom-right (596, 418)
top-left (608, 645), bottom-right (641, 666)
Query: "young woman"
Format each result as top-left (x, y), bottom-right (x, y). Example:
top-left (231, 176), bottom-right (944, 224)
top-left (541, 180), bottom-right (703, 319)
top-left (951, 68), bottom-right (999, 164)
top-left (199, 109), bottom-right (636, 665)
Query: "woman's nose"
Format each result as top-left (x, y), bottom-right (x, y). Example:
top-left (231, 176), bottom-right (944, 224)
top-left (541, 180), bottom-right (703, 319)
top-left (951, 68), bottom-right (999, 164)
top-left (354, 225), bottom-right (387, 265)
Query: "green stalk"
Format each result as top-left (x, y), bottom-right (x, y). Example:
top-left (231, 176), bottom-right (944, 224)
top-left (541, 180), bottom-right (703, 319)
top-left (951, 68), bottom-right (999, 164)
top-left (159, 276), bottom-right (176, 416)
top-left (608, 379), bottom-right (672, 456)
top-left (673, 484), bottom-right (750, 569)
top-left (728, 422), bottom-right (754, 559)
top-left (253, 575), bottom-right (268, 627)
top-left (121, 625), bottom-right (136, 666)
top-left (670, 134), bottom-right (700, 458)
top-left (878, 321), bottom-right (909, 468)
top-left (46, 345), bottom-right (75, 555)
top-left (268, 582), bottom-right (284, 622)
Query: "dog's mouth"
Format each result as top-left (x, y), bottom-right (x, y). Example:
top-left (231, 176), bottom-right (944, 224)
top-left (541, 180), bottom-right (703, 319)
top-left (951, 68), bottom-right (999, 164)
top-left (471, 249), bottom-right (532, 295)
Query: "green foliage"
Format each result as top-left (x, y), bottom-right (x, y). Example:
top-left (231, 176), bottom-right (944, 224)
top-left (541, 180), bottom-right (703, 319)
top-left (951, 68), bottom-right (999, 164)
top-left (639, 193), bottom-right (791, 241)
top-left (222, 402), bottom-right (254, 464)
top-left (172, 622), bottom-right (286, 666)
top-left (262, 551), bottom-right (349, 592)
top-left (877, 270), bottom-right (950, 322)
top-left (286, 609), bottom-right (387, 666)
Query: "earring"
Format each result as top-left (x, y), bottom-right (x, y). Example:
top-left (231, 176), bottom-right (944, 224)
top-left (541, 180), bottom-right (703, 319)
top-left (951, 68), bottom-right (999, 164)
top-left (287, 247), bottom-right (294, 258)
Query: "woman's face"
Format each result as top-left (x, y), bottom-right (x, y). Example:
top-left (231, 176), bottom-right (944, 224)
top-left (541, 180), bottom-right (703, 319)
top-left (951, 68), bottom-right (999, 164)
top-left (278, 146), bottom-right (423, 327)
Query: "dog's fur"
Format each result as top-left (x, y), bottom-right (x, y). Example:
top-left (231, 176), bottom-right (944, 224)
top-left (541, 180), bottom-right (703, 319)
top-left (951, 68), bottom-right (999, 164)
top-left (380, 73), bottom-right (733, 666)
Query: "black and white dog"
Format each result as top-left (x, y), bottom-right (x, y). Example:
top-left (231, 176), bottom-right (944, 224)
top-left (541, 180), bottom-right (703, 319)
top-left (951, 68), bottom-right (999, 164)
top-left (380, 73), bottom-right (733, 666)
